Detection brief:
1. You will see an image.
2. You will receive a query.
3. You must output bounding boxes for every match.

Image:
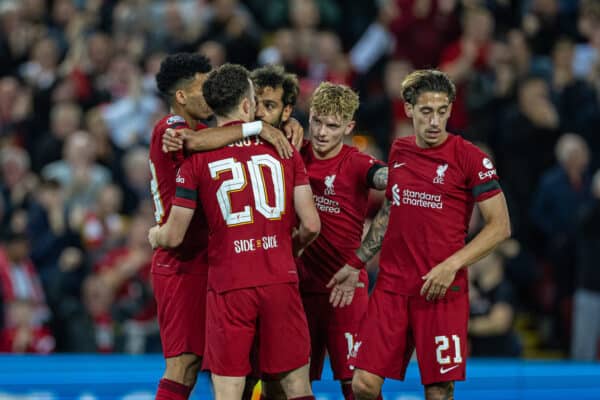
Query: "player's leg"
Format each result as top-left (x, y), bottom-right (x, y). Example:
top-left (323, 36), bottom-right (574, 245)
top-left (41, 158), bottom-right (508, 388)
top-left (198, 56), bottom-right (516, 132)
top-left (204, 288), bottom-right (259, 400)
top-left (153, 273), bottom-right (207, 399)
top-left (211, 374), bottom-right (246, 400)
top-left (258, 283), bottom-right (313, 398)
top-left (351, 288), bottom-right (413, 400)
top-left (279, 363), bottom-right (313, 398)
top-left (410, 293), bottom-right (468, 398)
top-left (163, 353), bottom-right (202, 386)
top-left (261, 380), bottom-right (287, 400)
top-left (326, 286), bottom-right (369, 400)
top-left (302, 292), bottom-right (329, 383)
top-left (242, 335), bottom-right (261, 400)
top-left (424, 381), bottom-right (455, 400)
top-left (241, 376), bottom-right (259, 400)
top-left (352, 369), bottom-right (384, 400)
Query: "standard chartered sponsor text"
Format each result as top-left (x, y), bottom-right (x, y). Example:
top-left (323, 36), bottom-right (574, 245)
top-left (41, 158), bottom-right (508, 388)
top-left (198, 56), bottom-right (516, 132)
top-left (314, 195), bottom-right (340, 214)
top-left (402, 189), bottom-right (443, 209)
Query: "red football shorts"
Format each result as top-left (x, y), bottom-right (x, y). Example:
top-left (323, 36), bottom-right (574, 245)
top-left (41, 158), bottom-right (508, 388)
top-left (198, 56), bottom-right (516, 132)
top-left (203, 283), bottom-right (310, 376)
top-left (301, 286), bottom-right (368, 381)
top-left (352, 286), bottom-right (468, 385)
top-left (152, 272), bottom-right (208, 358)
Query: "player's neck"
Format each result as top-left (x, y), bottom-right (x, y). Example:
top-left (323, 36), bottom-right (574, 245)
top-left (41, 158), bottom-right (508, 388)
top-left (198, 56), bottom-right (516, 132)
top-left (313, 141), bottom-right (343, 160)
top-left (415, 131), bottom-right (449, 149)
top-left (216, 114), bottom-right (249, 126)
top-left (170, 107), bottom-right (197, 130)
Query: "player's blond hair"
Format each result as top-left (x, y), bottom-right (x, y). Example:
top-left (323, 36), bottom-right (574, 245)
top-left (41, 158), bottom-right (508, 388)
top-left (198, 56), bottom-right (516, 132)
top-left (310, 82), bottom-right (359, 122)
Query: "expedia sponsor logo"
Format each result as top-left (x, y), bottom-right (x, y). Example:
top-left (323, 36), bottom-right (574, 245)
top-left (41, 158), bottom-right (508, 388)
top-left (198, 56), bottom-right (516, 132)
top-left (479, 157), bottom-right (496, 180)
top-left (314, 195), bottom-right (340, 214)
top-left (478, 169), bottom-right (496, 180)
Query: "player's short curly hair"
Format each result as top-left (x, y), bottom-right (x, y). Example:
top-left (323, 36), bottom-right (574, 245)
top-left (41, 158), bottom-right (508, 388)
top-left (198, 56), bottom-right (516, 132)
top-left (203, 64), bottom-right (251, 117)
top-left (155, 53), bottom-right (211, 101)
top-left (250, 65), bottom-right (299, 107)
top-left (310, 82), bottom-right (359, 122)
top-left (401, 69), bottom-right (456, 105)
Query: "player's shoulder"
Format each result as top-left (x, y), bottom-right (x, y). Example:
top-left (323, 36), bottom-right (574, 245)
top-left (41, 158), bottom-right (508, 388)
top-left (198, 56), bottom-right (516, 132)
top-left (388, 136), bottom-right (414, 157)
top-left (341, 144), bottom-right (379, 165)
top-left (450, 134), bottom-right (491, 165)
top-left (155, 114), bottom-right (188, 130)
top-left (391, 136), bottom-right (415, 149)
top-left (452, 134), bottom-right (480, 153)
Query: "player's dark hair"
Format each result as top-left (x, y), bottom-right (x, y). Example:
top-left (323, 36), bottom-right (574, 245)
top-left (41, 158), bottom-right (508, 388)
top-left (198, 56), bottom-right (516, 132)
top-left (250, 65), bottom-right (299, 107)
top-left (203, 63), bottom-right (251, 117)
top-left (401, 69), bottom-right (456, 105)
top-left (155, 53), bottom-right (212, 102)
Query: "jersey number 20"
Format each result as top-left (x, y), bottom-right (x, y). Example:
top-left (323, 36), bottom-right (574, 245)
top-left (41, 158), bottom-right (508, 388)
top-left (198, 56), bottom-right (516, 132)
top-left (209, 155), bottom-right (285, 226)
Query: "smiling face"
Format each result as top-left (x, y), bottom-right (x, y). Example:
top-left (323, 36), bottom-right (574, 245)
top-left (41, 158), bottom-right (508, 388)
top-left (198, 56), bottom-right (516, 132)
top-left (308, 111), bottom-right (354, 159)
top-left (404, 91), bottom-right (452, 148)
top-left (254, 85), bottom-right (292, 127)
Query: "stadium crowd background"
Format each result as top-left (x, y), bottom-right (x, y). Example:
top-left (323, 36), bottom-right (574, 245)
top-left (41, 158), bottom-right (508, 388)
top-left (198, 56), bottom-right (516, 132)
top-left (0, 0), bottom-right (598, 361)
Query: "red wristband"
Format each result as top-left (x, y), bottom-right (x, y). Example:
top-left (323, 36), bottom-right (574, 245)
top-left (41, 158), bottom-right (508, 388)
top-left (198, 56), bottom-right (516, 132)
top-left (345, 253), bottom-right (366, 270)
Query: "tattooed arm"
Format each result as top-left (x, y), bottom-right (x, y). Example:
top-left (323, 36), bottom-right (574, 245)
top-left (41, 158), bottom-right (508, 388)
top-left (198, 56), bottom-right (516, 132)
top-left (370, 166), bottom-right (388, 190)
top-left (357, 198), bottom-right (391, 262)
top-left (327, 199), bottom-right (392, 307)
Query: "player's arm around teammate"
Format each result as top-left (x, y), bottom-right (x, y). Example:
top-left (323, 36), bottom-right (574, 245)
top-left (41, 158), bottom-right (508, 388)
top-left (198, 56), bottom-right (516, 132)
top-left (161, 119), bottom-right (298, 159)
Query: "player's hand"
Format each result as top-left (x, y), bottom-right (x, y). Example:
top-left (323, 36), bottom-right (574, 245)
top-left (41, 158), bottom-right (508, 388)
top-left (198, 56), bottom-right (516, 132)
top-left (162, 128), bottom-right (185, 153)
top-left (327, 264), bottom-right (360, 308)
top-left (259, 123), bottom-right (294, 159)
top-left (282, 117), bottom-right (304, 150)
top-left (420, 261), bottom-right (459, 301)
top-left (148, 225), bottom-right (160, 249)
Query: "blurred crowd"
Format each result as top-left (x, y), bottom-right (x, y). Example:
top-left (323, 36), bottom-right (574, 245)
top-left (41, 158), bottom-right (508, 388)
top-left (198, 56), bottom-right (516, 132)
top-left (0, 0), bottom-right (599, 360)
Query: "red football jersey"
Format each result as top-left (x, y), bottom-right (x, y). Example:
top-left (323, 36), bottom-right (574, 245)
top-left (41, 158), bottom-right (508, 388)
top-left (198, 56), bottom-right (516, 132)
top-left (149, 114), bottom-right (209, 275)
top-left (172, 121), bottom-right (310, 293)
top-left (379, 134), bottom-right (502, 295)
top-left (298, 143), bottom-right (384, 293)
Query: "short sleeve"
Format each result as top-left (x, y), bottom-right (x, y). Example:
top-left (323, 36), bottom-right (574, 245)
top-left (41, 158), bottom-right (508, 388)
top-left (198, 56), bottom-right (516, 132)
top-left (348, 150), bottom-right (385, 189)
top-left (292, 149), bottom-right (309, 187)
top-left (156, 116), bottom-right (189, 165)
top-left (385, 145), bottom-right (399, 201)
top-left (172, 156), bottom-right (199, 209)
top-left (462, 142), bottom-right (502, 202)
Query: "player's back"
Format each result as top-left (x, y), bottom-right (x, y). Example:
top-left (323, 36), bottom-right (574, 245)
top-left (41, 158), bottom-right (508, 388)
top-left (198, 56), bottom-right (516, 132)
top-left (149, 114), bottom-right (209, 275)
top-left (183, 132), bottom-right (307, 293)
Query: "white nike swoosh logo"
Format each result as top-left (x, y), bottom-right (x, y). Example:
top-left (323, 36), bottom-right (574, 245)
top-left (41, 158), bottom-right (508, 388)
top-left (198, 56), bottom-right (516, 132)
top-left (439, 365), bottom-right (459, 374)
top-left (393, 162), bottom-right (406, 169)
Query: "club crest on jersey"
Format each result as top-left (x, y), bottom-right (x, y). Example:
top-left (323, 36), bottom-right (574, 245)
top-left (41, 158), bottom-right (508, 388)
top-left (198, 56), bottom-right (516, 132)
top-left (167, 115), bottom-right (186, 125)
top-left (345, 332), bottom-right (362, 359)
top-left (392, 183), bottom-right (401, 206)
top-left (176, 168), bottom-right (185, 184)
top-left (433, 163), bottom-right (448, 184)
top-left (324, 174), bottom-right (336, 195)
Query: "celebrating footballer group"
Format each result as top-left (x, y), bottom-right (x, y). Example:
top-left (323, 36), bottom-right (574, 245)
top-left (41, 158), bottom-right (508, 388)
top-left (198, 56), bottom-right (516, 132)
top-left (147, 52), bottom-right (510, 400)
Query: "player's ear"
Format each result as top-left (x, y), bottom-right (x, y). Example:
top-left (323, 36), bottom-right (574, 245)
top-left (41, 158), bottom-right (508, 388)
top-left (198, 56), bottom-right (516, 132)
top-left (241, 97), bottom-right (250, 115)
top-left (404, 102), bottom-right (413, 118)
top-left (175, 89), bottom-right (186, 106)
top-left (281, 104), bottom-right (293, 123)
top-left (344, 120), bottom-right (356, 136)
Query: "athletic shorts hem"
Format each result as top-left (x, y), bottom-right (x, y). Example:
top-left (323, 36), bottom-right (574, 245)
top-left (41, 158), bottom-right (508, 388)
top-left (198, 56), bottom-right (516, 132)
top-left (352, 363), bottom-right (403, 381)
